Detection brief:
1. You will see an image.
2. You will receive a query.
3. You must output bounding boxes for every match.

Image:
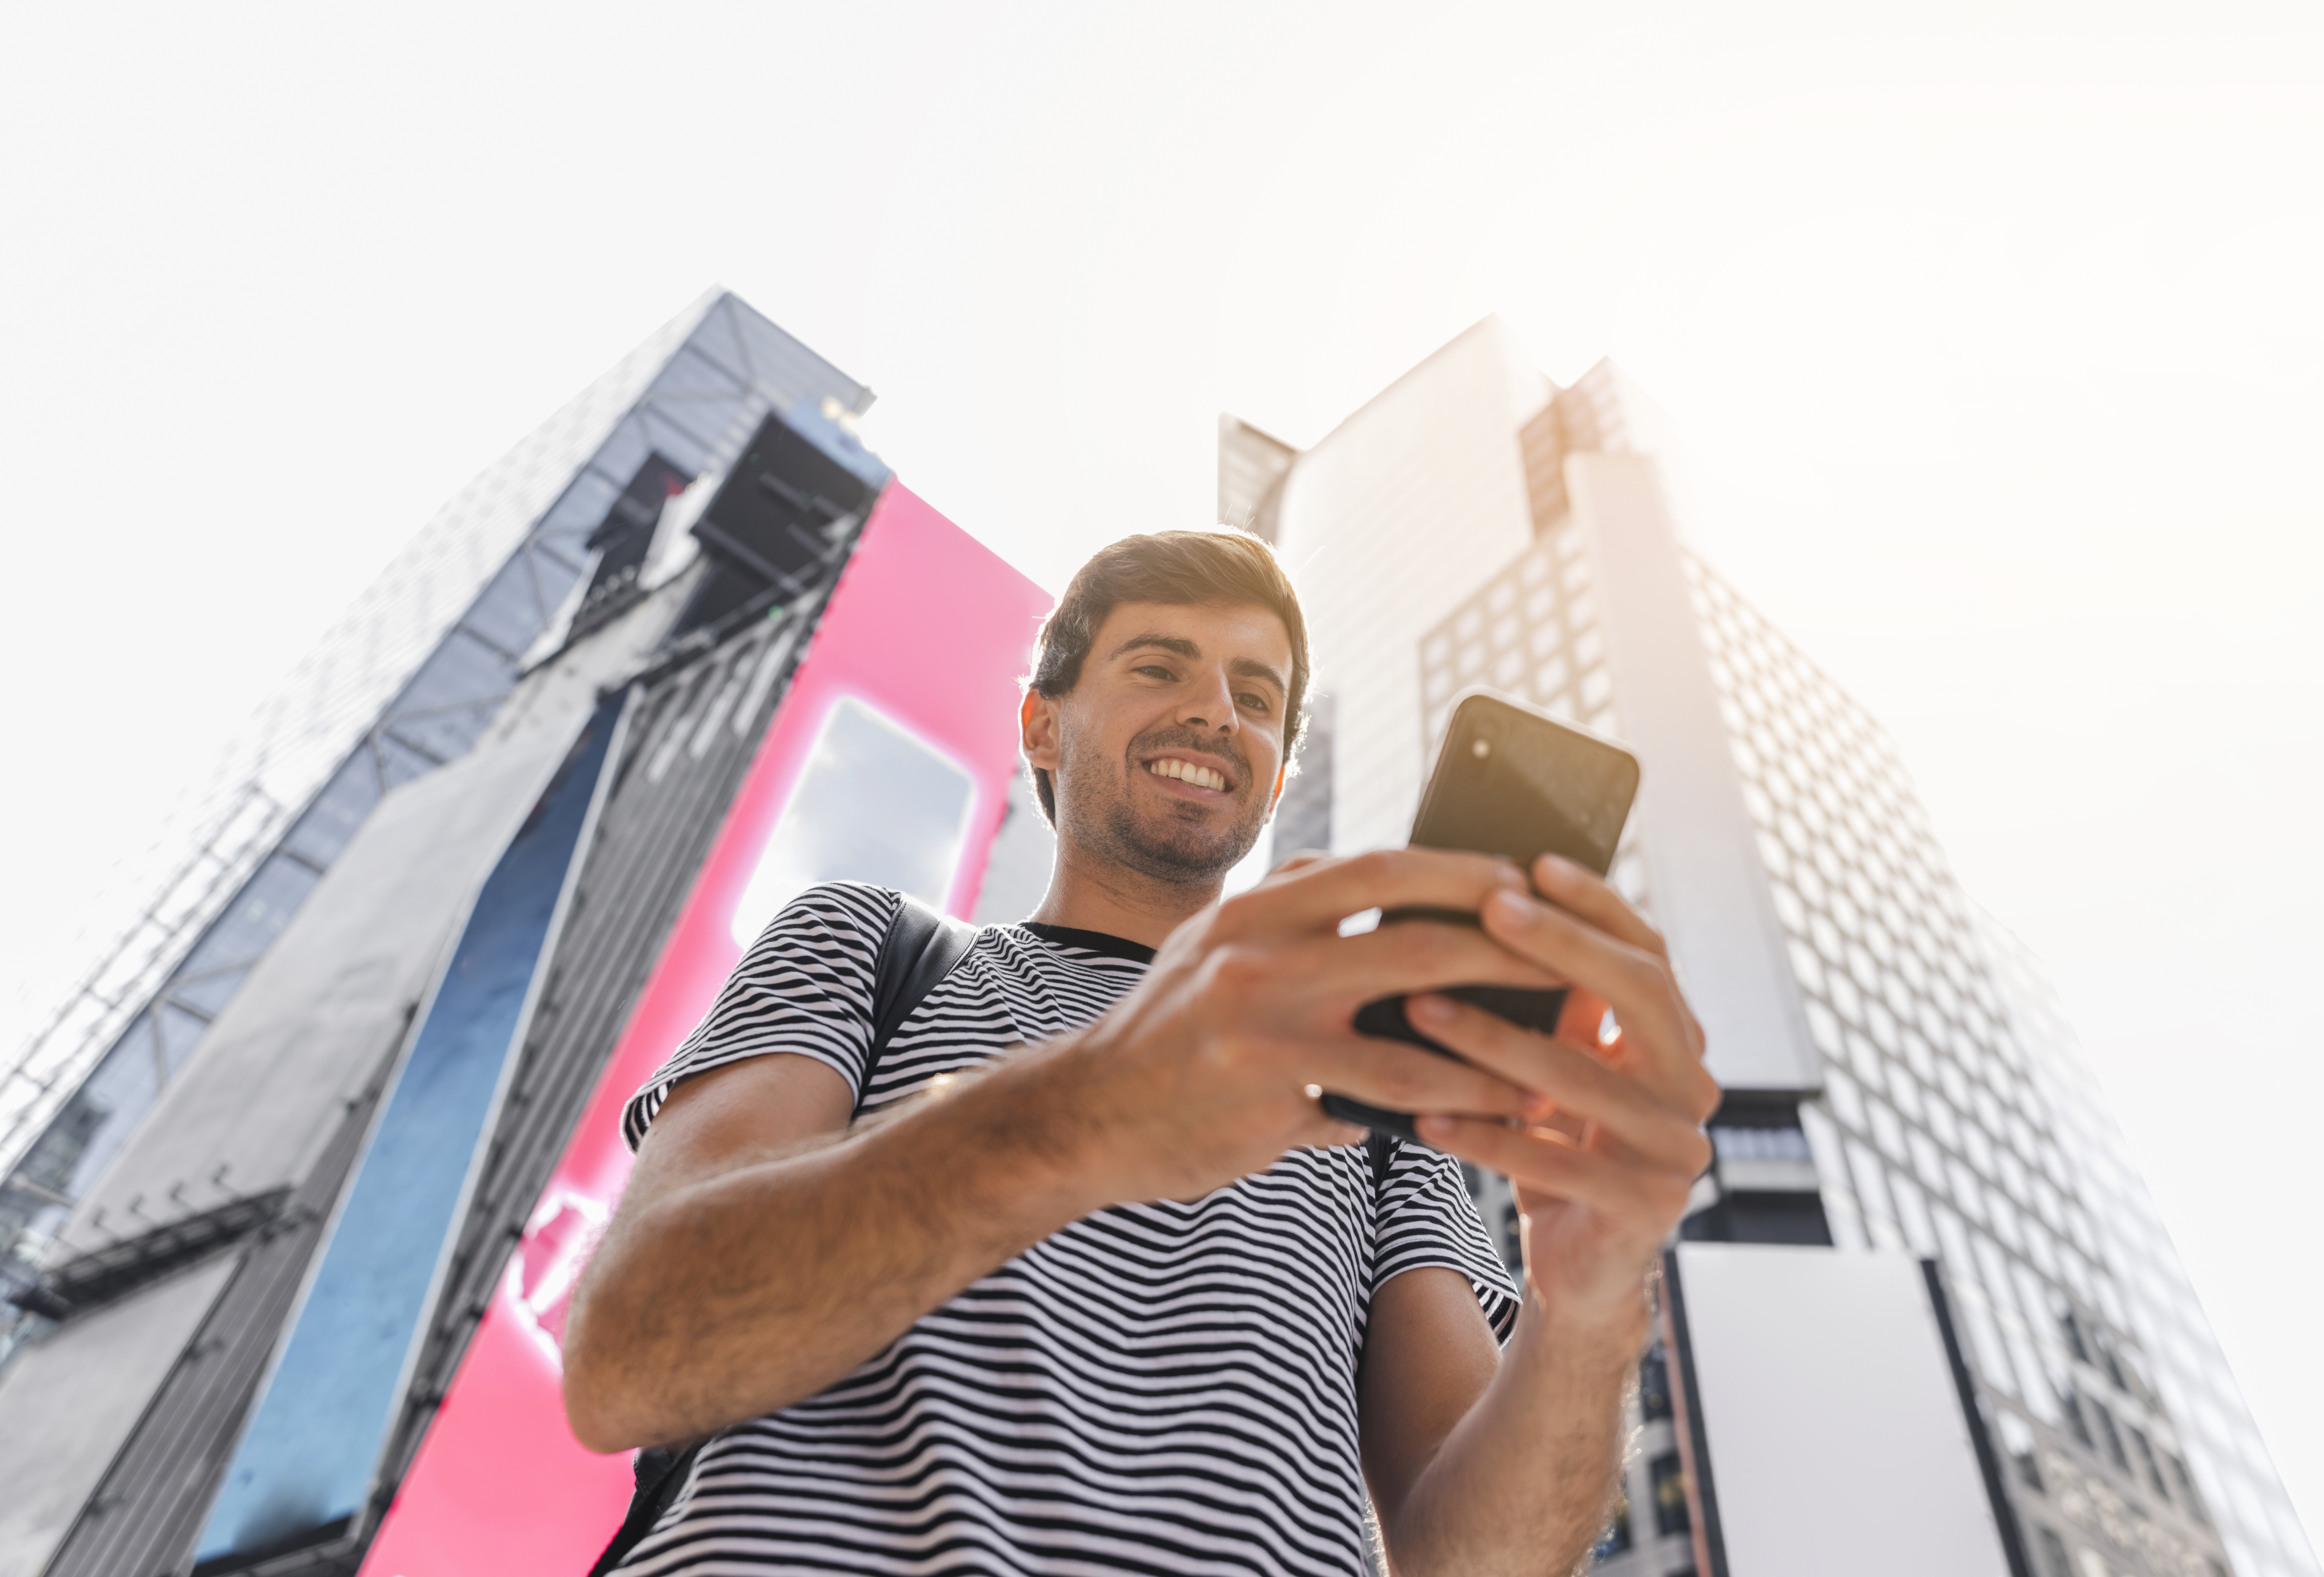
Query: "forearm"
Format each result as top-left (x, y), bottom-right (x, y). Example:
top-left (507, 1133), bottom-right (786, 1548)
top-left (1386, 1292), bottom-right (1646, 1577)
top-left (564, 1041), bottom-right (1103, 1450)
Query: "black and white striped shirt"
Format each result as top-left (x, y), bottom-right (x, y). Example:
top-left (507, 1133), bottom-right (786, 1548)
top-left (618, 882), bottom-right (1520, 1575)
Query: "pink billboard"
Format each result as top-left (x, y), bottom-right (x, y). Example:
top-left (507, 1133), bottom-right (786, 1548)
top-left (359, 484), bottom-right (1051, 1577)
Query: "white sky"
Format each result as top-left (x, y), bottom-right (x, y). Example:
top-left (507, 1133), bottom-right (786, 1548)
top-left (3, 0), bottom-right (2319, 1553)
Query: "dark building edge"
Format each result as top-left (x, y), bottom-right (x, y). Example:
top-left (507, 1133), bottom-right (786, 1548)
top-left (1923, 1257), bottom-right (2036, 1577)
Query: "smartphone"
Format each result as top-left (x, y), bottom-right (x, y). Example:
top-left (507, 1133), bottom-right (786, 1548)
top-left (1321, 690), bottom-right (1641, 1144)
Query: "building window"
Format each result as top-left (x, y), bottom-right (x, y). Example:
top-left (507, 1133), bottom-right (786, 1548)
top-left (2062, 1389), bottom-right (2095, 1451)
top-left (1650, 1453), bottom-right (1690, 1537)
top-left (2128, 1425), bottom-right (2171, 1502)
top-left (2167, 1453), bottom-right (2211, 1528)
top-left (2060, 1308), bottom-right (2093, 1366)
top-left (726, 697), bottom-right (975, 946)
top-left (1638, 1341), bottom-right (1673, 1423)
top-left (1997, 1410), bottom-right (2044, 1494)
top-left (2088, 1396), bottom-right (2132, 1475)
top-left (2033, 1524), bottom-right (2072, 1577)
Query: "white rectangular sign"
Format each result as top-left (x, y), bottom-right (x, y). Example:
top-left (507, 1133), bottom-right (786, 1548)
top-left (1674, 1244), bottom-right (2015, 1577)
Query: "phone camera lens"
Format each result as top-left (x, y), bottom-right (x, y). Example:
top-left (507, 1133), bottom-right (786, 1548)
top-left (1471, 738), bottom-right (1490, 759)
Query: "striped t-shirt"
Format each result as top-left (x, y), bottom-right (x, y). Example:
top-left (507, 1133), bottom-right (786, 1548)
top-left (617, 881), bottom-right (1521, 1576)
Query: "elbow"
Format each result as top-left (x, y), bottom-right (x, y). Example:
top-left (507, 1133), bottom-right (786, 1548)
top-left (560, 1290), bottom-right (646, 1454)
top-left (561, 1339), bottom-right (633, 1454)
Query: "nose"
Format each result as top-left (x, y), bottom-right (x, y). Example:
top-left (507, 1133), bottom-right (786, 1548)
top-left (1176, 666), bottom-right (1239, 735)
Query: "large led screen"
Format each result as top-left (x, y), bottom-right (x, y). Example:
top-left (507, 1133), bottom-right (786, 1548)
top-left (358, 484), bottom-right (1052, 1577)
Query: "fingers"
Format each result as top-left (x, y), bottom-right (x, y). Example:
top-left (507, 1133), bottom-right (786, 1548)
top-left (1417, 1114), bottom-right (1697, 1229)
top-left (1317, 920), bottom-right (1568, 999)
top-left (1295, 1032), bottom-right (1542, 1125)
top-left (1530, 854), bottom-right (1665, 958)
top-left (1406, 994), bottom-right (1711, 1173)
top-left (1478, 888), bottom-right (1716, 1115)
top-left (1233, 847), bottom-right (1528, 935)
top-left (1531, 856), bottom-right (1711, 1071)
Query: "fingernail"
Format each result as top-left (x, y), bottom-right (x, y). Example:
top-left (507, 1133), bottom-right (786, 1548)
top-left (1494, 861), bottom-right (1530, 889)
top-left (1410, 994), bottom-right (1455, 1026)
top-left (1535, 853), bottom-right (1575, 884)
top-left (1488, 888), bottom-right (1532, 924)
top-left (1417, 1114), bottom-right (1455, 1140)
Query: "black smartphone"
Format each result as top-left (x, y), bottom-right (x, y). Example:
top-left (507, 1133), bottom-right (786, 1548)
top-left (1321, 690), bottom-right (1641, 1144)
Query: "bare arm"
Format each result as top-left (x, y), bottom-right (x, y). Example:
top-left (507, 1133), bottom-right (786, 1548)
top-left (1362, 1271), bottom-right (1637, 1577)
top-left (562, 851), bottom-right (1571, 1452)
top-left (561, 1043), bottom-right (1104, 1450)
top-left (1359, 855), bottom-right (1719, 1577)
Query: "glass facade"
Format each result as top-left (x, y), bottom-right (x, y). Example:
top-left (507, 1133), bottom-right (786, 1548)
top-left (1407, 527), bottom-right (2299, 1577)
top-left (1378, 348), bottom-right (2311, 1577)
top-left (1684, 556), bottom-right (2289, 1577)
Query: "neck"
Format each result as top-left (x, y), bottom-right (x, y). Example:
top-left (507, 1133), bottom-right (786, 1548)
top-left (1027, 836), bottom-right (1224, 950)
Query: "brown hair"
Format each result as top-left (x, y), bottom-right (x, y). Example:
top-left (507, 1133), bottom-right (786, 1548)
top-left (1026, 530), bottom-right (1311, 825)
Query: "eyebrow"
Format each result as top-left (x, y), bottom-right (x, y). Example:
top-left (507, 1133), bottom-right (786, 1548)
top-left (1106, 633), bottom-right (1288, 700)
top-left (1107, 633), bottom-right (1201, 663)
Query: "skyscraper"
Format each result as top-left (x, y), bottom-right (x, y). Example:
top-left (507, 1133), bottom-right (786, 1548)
top-left (0, 293), bottom-right (1054, 1576)
top-left (0, 290), bottom-right (869, 1306)
top-left (1229, 331), bottom-right (2314, 1577)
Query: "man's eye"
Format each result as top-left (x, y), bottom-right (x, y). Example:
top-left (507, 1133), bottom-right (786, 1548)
top-left (1134, 665), bottom-right (1176, 681)
top-left (1237, 693), bottom-right (1269, 712)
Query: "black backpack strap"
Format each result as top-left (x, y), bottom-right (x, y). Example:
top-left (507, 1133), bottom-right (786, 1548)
top-left (588, 1443), bottom-right (700, 1576)
top-left (1366, 1128), bottom-right (1402, 1193)
top-left (856, 891), bottom-right (980, 1121)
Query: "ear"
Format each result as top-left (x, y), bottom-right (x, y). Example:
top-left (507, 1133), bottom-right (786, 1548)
top-left (1020, 689), bottom-right (1062, 772)
top-left (1266, 762), bottom-right (1287, 817)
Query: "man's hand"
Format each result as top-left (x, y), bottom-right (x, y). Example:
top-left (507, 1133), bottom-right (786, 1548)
top-left (1057, 847), bottom-right (1579, 1205)
top-left (1354, 854), bottom-right (1717, 1577)
top-left (1407, 853), bottom-right (1719, 1325)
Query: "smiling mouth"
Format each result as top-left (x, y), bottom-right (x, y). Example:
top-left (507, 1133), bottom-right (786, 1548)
top-left (1147, 758), bottom-right (1228, 791)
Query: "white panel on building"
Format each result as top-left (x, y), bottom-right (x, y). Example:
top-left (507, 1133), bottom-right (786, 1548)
top-left (1676, 1243), bottom-right (2014, 1577)
top-left (1568, 451), bottom-right (1820, 1093)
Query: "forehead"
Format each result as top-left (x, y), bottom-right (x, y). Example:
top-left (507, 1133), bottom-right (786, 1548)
top-left (1088, 599), bottom-right (1294, 675)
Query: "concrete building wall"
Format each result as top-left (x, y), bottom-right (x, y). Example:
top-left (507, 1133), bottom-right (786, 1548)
top-left (1269, 317), bottom-right (1551, 855)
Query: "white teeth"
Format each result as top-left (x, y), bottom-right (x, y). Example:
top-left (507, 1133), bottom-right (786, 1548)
top-left (1148, 759), bottom-right (1225, 790)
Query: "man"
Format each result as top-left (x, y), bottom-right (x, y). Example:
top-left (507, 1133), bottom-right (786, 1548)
top-left (565, 529), bottom-right (1718, 1575)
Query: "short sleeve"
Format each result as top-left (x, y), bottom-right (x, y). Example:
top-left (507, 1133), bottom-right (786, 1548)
top-left (620, 882), bottom-right (900, 1151)
top-left (1373, 1144), bottom-right (1524, 1341)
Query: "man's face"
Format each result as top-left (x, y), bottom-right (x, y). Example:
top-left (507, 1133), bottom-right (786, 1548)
top-left (1023, 599), bottom-right (1294, 887)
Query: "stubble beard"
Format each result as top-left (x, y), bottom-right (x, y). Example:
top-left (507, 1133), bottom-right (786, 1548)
top-left (1055, 723), bottom-right (1271, 888)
